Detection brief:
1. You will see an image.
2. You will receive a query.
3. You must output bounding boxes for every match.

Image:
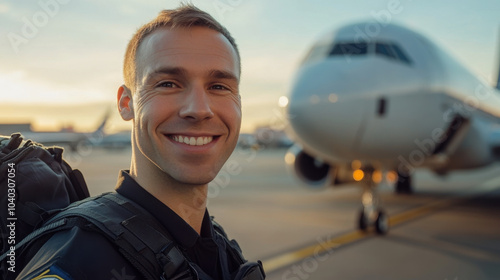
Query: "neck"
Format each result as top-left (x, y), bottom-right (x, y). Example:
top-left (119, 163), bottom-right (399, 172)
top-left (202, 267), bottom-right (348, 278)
top-left (129, 146), bottom-right (208, 234)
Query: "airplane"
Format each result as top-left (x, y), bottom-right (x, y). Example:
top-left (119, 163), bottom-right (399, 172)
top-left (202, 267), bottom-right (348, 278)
top-left (97, 130), bottom-right (132, 150)
top-left (283, 22), bottom-right (500, 234)
top-left (2, 110), bottom-right (110, 152)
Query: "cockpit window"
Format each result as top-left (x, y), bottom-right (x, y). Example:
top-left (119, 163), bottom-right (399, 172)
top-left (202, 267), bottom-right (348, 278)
top-left (300, 43), bottom-right (331, 65)
top-left (375, 43), bottom-right (412, 65)
top-left (391, 44), bottom-right (411, 64)
top-left (302, 40), bottom-right (412, 66)
top-left (329, 43), bottom-right (368, 56)
top-left (375, 43), bottom-right (397, 60)
top-left (326, 41), bottom-right (412, 66)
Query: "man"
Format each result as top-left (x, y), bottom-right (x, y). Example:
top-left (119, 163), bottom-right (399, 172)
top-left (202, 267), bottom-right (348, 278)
top-left (17, 4), bottom-right (263, 279)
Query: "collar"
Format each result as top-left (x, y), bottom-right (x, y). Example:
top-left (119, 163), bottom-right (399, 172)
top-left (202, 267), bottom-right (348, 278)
top-left (115, 170), bottom-right (213, 249)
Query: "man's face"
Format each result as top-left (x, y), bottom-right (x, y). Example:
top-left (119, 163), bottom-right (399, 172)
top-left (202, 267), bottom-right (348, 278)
top-left (126, 26), bottom-right (241, 185)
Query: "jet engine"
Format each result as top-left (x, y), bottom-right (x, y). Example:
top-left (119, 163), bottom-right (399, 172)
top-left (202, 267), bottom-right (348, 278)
top-left (285, 145), bottom-right (367, 189)
top-left (285, 145), bottom-right (333, 188)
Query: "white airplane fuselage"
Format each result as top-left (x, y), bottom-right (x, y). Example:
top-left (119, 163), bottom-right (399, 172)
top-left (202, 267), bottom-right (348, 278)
top-left (286, 22), bottom-right (500, 186)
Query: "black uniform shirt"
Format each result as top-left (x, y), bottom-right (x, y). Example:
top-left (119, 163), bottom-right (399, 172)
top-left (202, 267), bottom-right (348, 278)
top-left (17, 170), bottom-right (238, 280)
top-left (115, 170), bottom-right (222, 278)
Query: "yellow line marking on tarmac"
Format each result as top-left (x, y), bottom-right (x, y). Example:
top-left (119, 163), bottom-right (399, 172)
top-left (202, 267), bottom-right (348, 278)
top-left (262, 176), bottom-right (500, 273)
top-left (262, 230), bottom-right (364, 273)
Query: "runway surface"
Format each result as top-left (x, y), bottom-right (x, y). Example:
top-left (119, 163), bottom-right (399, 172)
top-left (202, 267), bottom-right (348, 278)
top-left (71, 145), bottom-right (500, 280)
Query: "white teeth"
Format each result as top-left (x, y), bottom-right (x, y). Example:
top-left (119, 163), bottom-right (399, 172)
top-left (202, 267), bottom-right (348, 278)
top-left (171, 135), bottom-right (214, 146)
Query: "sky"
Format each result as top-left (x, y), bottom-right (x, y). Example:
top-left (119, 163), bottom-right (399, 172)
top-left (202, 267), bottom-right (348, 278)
top-left (0, 0), bottom-right (499, 133)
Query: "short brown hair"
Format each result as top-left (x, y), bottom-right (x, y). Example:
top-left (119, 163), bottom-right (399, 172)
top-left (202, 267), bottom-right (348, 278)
top-left (123, 4), bottom-right (240, 91)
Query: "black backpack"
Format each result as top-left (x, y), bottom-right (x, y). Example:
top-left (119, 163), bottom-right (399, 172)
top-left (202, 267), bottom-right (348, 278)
top-left (0, 133), bottom-right (265, 280)
top-left (0, 133), bottom-right (89, 258)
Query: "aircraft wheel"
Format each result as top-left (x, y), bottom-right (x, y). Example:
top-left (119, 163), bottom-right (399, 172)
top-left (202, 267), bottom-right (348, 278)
top-left (358, 210), bottom-right (368, 231)
top-left (375, 211), bottom-right (389, 235)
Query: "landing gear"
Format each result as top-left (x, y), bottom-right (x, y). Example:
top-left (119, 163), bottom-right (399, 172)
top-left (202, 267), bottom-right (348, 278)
top-left (357, 166), bottom-right (389, 234)
top-left (395, 171), bottom-right (412, 194)
top-left (375, 211), bottom-right (389, 234)
top-left (358, 192), bottom-right (389, 234)
top-left (358, 210), bottom-right (368, 231)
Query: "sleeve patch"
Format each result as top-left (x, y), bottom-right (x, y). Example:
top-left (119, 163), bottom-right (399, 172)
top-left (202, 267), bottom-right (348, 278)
top-left (31, 265), bottom-right (72, 280)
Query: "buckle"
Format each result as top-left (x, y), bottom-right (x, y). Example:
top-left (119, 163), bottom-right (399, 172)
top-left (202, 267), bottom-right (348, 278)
top-left (158, 244), bottom-right (197, 280)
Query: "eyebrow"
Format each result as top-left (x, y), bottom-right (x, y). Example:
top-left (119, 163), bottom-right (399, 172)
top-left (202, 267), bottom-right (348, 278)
top-left (147, 67), bottom-right (188, 80)
top-left (208, 69), bottom-right (239, 83)
top-left (145, 67), bottom-right (239, 83)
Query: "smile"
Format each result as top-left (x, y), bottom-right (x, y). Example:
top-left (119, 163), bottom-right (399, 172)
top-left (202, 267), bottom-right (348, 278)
top-left (170, 135), bottom-right (214, 146)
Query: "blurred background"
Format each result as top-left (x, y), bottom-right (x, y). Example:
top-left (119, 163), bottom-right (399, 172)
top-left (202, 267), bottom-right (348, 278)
top-left (0, 0), bottom-right (498, 134)
top-left (1, 1), bottom-right (500, 279)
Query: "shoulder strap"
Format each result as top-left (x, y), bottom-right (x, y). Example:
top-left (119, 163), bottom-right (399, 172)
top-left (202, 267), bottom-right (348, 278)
top-left (40, 193), bottom-right (197, 280)
top-left (211, 219), bottom-right (265, 280)
top-left (211, 218), bottom-right (246, 265)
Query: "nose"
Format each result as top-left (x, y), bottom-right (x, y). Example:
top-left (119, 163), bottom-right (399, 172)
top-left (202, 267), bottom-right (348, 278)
top-left (178, 85), bottom-right (214, 121)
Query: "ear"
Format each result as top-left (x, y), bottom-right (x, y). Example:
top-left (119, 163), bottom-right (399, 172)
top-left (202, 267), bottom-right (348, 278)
top-left (117, 85), bottom-right (134, 121)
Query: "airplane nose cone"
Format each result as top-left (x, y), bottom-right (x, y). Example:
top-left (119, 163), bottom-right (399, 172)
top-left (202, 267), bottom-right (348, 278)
top-left (287, 92), bottom-right (369, 161)
top-left (286, 60), bottom-right (379, 161)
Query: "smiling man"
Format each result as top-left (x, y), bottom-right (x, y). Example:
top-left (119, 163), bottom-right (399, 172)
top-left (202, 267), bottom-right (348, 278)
top-left (17, 5), bottom-right (264, 280)
top-left (118, 23), bottom-right (242, 234)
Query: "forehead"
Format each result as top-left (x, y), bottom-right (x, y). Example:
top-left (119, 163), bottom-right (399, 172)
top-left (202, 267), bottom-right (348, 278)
top-left (136, 26), bottom-right (239, 78)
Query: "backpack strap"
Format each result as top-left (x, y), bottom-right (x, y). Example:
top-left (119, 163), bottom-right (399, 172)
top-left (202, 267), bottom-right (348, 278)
top-left (101, 193), bottom-right (196, 280)
top-left (1, 218), bottom-right (70, 262)
top-left (211, 220), bottom-right (265, 280)
top-left (211, 218), bottom-right (246, 265)
top-left (43, 192), bottom-right (197, 280)
top-left (0, 133), bottom-right (23, 154)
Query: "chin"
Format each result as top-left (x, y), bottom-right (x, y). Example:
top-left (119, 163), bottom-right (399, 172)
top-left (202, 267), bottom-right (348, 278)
top-left (173, 171), bottom-right (216, 186)
top-left (182, 177), bottom-right (214, 187)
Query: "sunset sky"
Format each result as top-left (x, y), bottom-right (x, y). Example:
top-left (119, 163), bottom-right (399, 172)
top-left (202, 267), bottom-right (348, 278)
top-left (0, 0), bottom-right (499, 133)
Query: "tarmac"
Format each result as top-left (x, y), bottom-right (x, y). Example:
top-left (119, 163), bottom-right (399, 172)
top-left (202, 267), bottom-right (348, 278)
top-left (72, 145), bottom-right (500, 280)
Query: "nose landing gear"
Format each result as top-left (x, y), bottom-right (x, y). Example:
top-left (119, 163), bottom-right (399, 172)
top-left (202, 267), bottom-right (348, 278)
top-left (357, 166), bottom-right (389, 234)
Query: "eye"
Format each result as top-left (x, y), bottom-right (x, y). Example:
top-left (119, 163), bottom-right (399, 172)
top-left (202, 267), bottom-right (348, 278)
top-left (157, 81), bottom-right (178, 88)
top-left (210, 84), bottom-right (229, 91)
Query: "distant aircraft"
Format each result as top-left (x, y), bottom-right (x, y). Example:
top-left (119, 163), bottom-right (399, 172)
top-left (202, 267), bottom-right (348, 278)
top-left (283, 22), bottom-right (500, 234)
top-left (237, 133), bottom-right (258, 149)
top-left (98, 130), bottom-right (131, 150)
top-left (253, 127), bottom-right (293, 149)
top-left (14, 110), bottom-right (110, 152)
